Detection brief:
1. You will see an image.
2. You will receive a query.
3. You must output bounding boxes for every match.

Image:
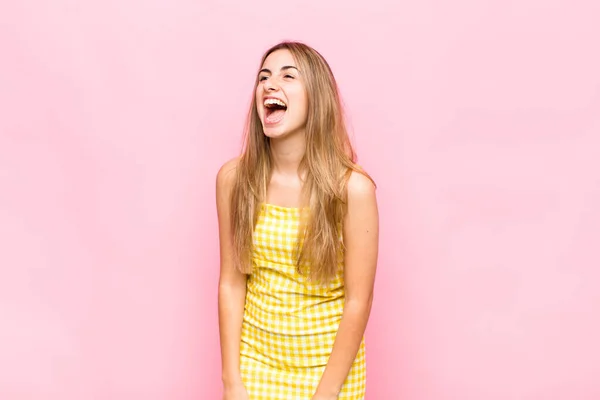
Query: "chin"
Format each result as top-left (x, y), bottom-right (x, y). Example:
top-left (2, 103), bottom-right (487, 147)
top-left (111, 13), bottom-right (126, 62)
top-left (262, 125), bottom-right (287, 139)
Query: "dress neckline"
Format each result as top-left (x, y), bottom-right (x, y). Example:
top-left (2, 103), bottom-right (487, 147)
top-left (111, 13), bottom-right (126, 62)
top-left (261, 203), bottom-right (306, 211)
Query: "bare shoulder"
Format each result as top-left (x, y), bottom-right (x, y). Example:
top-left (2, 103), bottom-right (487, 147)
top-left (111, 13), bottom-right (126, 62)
top-left (216, 156), bottom-right (240, 193)
top-left (346, 169), bottom-right (377, 204)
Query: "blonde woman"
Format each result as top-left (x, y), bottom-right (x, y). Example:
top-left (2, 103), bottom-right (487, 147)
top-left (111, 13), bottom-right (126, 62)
top-left (216, 41), bottom-right (379, 400)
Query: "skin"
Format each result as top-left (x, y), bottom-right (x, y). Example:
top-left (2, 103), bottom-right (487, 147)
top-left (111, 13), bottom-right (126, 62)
top-left (312, 171), bottom-right (379, 399)
top-left (217, 49), bottom-right (379, 400)
top-left (257, 49), bottom-right (309, 190)
top-left (216, 157), bottom-right (249, 400)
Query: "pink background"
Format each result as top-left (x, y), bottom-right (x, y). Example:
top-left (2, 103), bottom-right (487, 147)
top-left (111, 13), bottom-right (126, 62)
top-left (1, 0), bottom-right (599, 399)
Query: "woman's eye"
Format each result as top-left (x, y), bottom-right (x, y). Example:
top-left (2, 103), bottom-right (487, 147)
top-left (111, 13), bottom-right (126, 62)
top-left (284, 74), bottom-right (294, 79)
top-left (259, 76), bottom-right (268, 81)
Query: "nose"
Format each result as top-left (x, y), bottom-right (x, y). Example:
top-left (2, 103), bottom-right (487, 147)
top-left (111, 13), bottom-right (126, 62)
top-left (264, 77), bottom-right (279, 92)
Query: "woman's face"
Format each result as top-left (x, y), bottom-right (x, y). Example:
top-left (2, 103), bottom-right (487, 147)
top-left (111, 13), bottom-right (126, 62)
top-left (255, 49), bottom-right (308, 140)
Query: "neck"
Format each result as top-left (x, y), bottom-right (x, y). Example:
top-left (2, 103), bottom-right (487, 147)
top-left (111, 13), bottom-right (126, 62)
top-left (269, 131), bottom-right (306, 177)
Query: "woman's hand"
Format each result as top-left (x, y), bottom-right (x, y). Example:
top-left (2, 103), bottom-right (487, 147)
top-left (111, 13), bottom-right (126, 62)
top-left (222, 382), bottom-right (249, 400)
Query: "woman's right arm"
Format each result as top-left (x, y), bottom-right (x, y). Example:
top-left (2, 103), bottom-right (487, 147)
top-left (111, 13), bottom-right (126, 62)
top-left (216, 158), bottom-right (248, 392)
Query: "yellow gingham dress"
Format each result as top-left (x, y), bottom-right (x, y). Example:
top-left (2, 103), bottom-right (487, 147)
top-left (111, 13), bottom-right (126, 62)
top-left (240, 203), bottom-right (366, 400)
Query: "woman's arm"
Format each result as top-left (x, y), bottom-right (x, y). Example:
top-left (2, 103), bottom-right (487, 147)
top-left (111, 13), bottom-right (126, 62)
top-left (216, 158), bottom-right (248, 389)
top-left (313, 171), bottom-right (379, 399)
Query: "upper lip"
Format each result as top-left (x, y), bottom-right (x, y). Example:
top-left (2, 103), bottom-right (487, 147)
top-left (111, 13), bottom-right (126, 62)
top-left (263, 96), bottom-right (287, 107)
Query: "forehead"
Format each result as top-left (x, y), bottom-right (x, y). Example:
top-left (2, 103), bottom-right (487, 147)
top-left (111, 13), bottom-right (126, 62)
top-left (261, 49), bottom-right (297, 70)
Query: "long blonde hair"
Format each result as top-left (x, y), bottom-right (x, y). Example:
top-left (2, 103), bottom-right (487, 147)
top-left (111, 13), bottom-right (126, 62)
top-left (230, 41), bottom-right (373, 284)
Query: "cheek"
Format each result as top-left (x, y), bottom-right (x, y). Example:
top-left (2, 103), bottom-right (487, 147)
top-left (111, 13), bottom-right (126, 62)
top-left (291, 89), bottom-right (308, 114)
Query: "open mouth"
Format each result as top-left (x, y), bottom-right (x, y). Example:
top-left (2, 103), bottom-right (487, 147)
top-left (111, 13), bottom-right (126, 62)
top-left (264, 98), bottom-right (287, 125)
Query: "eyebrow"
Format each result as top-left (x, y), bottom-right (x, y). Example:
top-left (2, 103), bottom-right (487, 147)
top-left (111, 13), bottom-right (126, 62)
top-left (258, 65), bottom-right (300, 74)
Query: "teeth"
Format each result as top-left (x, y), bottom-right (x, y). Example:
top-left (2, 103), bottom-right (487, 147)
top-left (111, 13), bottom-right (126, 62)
top-left (264, 98), bottom-right (287, 107)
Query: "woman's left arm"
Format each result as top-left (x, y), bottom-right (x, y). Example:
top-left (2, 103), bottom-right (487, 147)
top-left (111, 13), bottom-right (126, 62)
top-left (313, 171), bottom-right (379, 400)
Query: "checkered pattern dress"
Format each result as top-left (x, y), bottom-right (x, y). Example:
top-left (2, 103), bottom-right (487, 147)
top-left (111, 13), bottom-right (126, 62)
top-left (240, 203), bottom-right (366, 399)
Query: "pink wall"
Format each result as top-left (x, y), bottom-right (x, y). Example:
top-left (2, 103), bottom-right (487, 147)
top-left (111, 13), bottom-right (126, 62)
top-left (1, 0), bottom-right (599, 399)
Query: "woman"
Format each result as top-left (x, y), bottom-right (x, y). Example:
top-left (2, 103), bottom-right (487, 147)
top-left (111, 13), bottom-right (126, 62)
top-left (216, 41), bottom-right (379, 400)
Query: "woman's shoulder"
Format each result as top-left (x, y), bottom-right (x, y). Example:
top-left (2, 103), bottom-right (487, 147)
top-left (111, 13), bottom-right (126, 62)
top-left (344, 168), bottom-right (378, 226)
top-left (346, 168), bottom-right (376, 200)
top-left (216, 156), bottom-right (241, 192)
